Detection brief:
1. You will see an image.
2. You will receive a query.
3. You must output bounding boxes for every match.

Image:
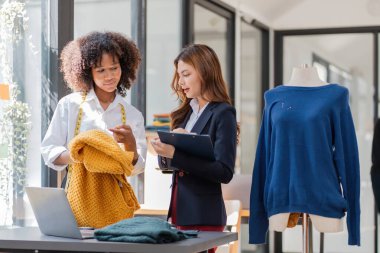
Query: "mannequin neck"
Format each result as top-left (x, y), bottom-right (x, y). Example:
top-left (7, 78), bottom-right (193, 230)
top-left (286, 66), bottom-right (327, 87)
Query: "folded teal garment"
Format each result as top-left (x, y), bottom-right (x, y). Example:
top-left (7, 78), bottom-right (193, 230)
top-left (94, 216), bottom-right (198, 243)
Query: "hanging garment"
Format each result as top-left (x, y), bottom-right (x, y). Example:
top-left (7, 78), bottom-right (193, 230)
top-left (67, 129), bottom-right (140, 228)
top-left (249, 84), bottom-right (360, 246)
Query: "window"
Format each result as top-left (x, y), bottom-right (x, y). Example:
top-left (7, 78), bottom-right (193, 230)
top-left (145, 0), bottom-right (180, 126)
top-left (238, 21), bottom-right (262, 174)
top-left (190, 0), bottom-right (235, 100)
top-left (143, 0), bottom-right (181, 208)
top-left (194, 4), bottom-right (228, 83)
top-left (0, 0), bottom-right (42, 226)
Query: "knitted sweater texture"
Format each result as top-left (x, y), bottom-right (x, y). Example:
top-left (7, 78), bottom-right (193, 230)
top-left (68, 129), bottom-right (140, 228)
top-left (249, 84), bottom-right (360, 246)
top-left (95, 216), bottom-right (198, 243)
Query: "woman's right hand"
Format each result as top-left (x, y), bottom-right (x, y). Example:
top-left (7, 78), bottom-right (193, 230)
top-left (109, 124), bottom-right (138, 164)
top-left (172, 128), bottom-right (189, 134)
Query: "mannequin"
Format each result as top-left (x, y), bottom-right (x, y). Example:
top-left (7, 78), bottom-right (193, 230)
top-left (269, 64), bottom-right (344, 234)
top-left (286, 65), bottom-right (327, 87)
top-left (249, 63), bottom-right (360, 247)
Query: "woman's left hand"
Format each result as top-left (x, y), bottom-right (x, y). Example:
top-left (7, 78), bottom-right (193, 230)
top-left (150, 138), bottom-right (175, 159)
top-left (109, 125), bottom-right (138, 164)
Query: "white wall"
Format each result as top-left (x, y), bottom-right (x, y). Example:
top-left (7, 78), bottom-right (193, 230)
top-left (223, 0), bottom-right (380, 30)
top-left (273, 0), bottom-right (380, 29)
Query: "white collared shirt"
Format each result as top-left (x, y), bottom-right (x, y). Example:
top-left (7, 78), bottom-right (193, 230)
top-left (41, 89), bottom-right (146, 175)
top-left (185, 99), bottom-right (209, 132)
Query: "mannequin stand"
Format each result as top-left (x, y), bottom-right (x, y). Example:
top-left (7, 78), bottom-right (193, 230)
top-left (302, 213), bottom-right (313, 253)
top-left (320, 232), bottom-right (324, 253)
top-left (301, 213), bottom-right (325, 253)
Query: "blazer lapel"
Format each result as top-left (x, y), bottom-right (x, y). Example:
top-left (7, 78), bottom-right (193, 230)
top-left (179, 111), bottom-right (191, 129)
top-left (191, 102), bottom-right (217, 134)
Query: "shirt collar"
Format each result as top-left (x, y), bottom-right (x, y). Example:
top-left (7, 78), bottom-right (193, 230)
top-left (113, 91), bottom-right (124, 105)
top-left (85, 88), bottom-right (97, 102)
top-left (189, 98), bottom-right (209, 114)
top-left (85, 88), bottom-right (125, 110)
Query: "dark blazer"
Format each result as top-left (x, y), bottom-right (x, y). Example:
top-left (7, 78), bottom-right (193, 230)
top-left (371, 119), bottom-right (380, 211)
top-left (159, 102), bottom-right (237, 226)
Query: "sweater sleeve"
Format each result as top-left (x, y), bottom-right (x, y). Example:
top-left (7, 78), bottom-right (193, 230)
top-left (333, 93), bottom-right (360, 246)
top-left (249, 110), bottom-right (269, 244)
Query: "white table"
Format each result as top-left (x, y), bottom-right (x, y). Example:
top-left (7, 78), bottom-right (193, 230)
top-left (0, 227), bottom-right (237, 253)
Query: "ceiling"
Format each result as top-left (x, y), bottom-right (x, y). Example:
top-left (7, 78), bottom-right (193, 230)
top-left (222, 0), bottom-right (380, 29)
top-left (284, 34), bottom-right (373, 82)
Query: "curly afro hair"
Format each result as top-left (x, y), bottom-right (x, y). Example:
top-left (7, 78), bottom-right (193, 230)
top-left (60, 31), bottom-right (141, 96)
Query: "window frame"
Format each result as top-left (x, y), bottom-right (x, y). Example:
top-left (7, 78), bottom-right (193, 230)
top-left (182, 0), bottom-right (236, 102)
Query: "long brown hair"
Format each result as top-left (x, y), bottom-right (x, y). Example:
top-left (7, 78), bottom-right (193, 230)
top-left (170, 44), bottom-right (232, 129)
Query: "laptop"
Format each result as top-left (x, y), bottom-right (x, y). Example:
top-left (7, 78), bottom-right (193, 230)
top-left (25, 187), bottom-right (94, 239)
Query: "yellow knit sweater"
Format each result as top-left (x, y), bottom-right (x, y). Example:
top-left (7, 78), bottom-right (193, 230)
top-left (67, 129), bottom-right (140, 228)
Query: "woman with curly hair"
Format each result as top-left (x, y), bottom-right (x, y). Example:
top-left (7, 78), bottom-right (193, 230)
top-left (151, 44), bottom-right (238, 253)
top-left (41, 31), bottom-right (146, 185)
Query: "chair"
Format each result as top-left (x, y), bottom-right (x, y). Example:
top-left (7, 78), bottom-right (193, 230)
top-left (221, 174), bottom-right (252, 210)
top-left (219, 174), bottom-right (252, 253)
top-left (216, 200), bottom-right (242, 253)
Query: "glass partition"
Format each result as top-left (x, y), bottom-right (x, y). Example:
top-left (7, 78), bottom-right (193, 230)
top-left (238, 21), bottom-right (262, 175)
top-left (146, 0), bottom-right (180, 126)
top-left (239, 20), bottom-right (264, 253)
top-left (194, 4), bottom-right (229, 90)
top-left (143, 0), bottom-right (181, 208)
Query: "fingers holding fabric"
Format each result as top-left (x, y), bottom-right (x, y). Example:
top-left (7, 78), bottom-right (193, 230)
top-left (109, 124), bottom-right (138, 164)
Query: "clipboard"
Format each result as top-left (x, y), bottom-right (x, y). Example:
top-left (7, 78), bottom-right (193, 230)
top-left (157, 130), bottom-right (215, 161)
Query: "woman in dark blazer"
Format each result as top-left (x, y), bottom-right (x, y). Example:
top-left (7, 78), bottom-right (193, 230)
top-left (151, 44), bottom-right (238, 253)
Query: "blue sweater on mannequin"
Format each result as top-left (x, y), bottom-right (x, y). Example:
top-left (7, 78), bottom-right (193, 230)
top-left (249, 84), bottom-right (360, 246)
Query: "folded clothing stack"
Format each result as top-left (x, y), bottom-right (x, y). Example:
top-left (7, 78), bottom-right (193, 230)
top-left (146, 113), bottom-right (170, 131)
top-left (94, 216), bottom-right (198, 243)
